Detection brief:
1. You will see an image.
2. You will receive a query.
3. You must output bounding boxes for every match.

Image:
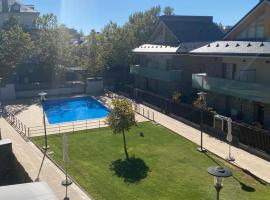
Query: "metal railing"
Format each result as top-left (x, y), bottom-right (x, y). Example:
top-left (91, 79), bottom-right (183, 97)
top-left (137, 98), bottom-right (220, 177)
top-left (28, 119), bottom-right (107, 138)
top-left (134, 104), bottom-right (155, 122)
top-left (2, 107), bottom-right (29, 141)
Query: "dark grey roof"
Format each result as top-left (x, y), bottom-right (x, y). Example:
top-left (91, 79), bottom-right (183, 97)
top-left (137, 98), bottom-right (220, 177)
top-left (190, 41), bottom-right (270, 57)
top-left (159, 15), bottom-right (224, 43)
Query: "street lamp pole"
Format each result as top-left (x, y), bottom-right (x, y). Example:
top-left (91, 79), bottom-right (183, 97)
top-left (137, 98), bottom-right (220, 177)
top-left (207, 166), bottom-right (232, 200)
top-left (197, 91), bottom-right (207, 153)
top-left (38, 92), bottom-right (49, 151)
top-left (0, 77), bottom-right (2, 110)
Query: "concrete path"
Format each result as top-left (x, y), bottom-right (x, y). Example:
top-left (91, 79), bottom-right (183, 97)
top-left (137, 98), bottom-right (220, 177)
top-left (0, 118), bottom-right (93, 200)
top-left (138, 104), bottom-right (270, 184)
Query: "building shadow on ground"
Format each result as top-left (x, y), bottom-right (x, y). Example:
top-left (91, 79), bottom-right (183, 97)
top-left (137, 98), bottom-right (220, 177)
top-left (110, 157), bottom-right (150, 183)
top-left (0, 152), bottom-right (32, 186)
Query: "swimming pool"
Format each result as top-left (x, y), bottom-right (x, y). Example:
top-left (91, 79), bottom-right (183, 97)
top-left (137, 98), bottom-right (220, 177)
top-left (44, 97), bottom-right (109, 124)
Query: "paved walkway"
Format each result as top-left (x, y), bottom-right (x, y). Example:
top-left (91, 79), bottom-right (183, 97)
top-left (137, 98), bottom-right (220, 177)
top-left (138, 104), bottom-right (270, 184)
top-left (0, 118), bottom-right (93, 200)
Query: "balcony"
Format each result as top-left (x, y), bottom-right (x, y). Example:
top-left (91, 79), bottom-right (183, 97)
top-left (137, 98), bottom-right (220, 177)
top-left (130, 65), bottom-right (181, 82)
top-left (192, 73), bottom-right (270, 104)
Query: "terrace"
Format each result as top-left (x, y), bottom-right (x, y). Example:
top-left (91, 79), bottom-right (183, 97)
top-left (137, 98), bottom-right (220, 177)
top-left (130, 65), bottom-right (182, 82)
top-left (192, 73), bottom-right (270, 104)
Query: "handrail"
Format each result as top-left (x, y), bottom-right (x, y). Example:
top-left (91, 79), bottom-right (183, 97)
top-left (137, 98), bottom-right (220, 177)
top-left (28, 118), bottom-right (107, 137)
top-left (2, 107), bottom-right (29, 141)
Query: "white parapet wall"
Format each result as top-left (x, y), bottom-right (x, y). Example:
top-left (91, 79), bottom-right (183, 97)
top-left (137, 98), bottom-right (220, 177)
top-left (16, 86), bottom-right (85, 99)
top-left (86, 77), bottom-right (104, 94)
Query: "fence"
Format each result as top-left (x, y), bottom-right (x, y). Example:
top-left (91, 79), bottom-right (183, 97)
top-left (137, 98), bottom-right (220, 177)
top-left (2, 108), bottom-right (29, 141)
top-left (134, 104), bottom-right (155, 122)
top-left (117, 84), bottom-right (270, 157)
top-left (28, 119), bottom-right (107, 138)
top-left (233, 122), bottom-right (270, 154)
top-left (105, 90), bottom-right (155, 122)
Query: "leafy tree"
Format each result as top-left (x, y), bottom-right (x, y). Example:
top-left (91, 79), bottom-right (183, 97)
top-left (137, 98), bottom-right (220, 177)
top-left (79, 6), bottom-right (161, 77)
top-left (172, 91), bottom-right (182, 103)
top-left (163, 6), bottom-right (174, 15)
top-left (76, 29), bottom-right (104, 76)
top-left (107, 99), bottom-right (137, 160)
top-left (27, 13), bottom-right (80, 82)
top-left (193, 95), bottom-right (207, 109)
top-left (0, 17), bottom-right (33, 77)
top-left (57, 24), bottom-right (76, 67)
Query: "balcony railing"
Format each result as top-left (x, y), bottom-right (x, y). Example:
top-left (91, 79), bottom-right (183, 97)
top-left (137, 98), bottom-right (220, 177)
top-left (192, 73), bottom-right (270, 104)
top-left (130, 65), bottom-right (181, 82)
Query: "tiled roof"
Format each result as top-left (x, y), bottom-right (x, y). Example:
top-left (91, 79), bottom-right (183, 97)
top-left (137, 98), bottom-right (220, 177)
top-left (189, 41), bottom-right (270, 57)
top-left (159, 15), bottom-right (224, 43)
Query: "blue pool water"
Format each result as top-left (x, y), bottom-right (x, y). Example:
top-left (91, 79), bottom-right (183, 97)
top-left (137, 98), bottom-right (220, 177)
top-left (44, 97), bottom-right (109, 124)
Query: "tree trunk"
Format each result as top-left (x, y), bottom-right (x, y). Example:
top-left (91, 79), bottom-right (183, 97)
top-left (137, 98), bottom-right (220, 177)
top-left (122, 130), bottom-right (129, 160)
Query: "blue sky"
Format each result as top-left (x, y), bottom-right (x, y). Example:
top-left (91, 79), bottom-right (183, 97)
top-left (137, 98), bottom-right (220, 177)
top-left (21, 0), bottom-right (259, 34)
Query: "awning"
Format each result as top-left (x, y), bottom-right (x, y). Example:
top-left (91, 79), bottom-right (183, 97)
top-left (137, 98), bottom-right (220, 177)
top-left (0, 182), bottom-right (58, 200)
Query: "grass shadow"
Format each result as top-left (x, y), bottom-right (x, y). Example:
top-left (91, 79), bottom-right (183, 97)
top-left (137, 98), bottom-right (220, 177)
top-left (110, 157), bottom-right (150, 183)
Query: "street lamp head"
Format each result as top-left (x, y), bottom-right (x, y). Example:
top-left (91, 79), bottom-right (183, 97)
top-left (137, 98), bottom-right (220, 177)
top-left (38, 92), bottom-right (47, 102)
top-left (207, 166), bottom-right (232, 178)
top-left (207, 166), bottom-right (232, 187)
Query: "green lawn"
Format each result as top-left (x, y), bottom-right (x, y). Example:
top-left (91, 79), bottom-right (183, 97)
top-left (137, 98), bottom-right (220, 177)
top-left (32, 122), bottom-right (270, 200)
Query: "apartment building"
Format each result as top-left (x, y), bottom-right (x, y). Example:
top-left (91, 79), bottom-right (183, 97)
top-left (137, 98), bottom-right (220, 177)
top-left (130, 15), bottom-right (224, 98)
top-left (191, 0), bottom-right (270, 129)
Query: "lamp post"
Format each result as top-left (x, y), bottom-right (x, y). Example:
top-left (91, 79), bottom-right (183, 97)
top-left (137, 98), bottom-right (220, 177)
top-left (197, 91), bottom-right (207, 153)
top-left (0, 77), bottom-right (2, 108)
top-left (61, 133), bottom-right (72, 200)
top-left (207, 166), bottom-right (232, 200)
top-left (38, 92), bottom-right (49, 151)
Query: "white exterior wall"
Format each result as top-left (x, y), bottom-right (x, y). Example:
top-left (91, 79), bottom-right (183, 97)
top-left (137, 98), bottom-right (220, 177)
top-left (16, 86), bottom-right (85, 99)
top-left (86, 78), bottom-right (104, 94)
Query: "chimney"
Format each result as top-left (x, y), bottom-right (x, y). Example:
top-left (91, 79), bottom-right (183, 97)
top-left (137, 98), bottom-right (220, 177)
top-left (2, 0), bottom-right (9, 13)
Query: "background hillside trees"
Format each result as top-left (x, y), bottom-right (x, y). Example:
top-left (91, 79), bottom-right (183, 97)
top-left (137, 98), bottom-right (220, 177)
top-left (0, 6), bottom-right (166, 82)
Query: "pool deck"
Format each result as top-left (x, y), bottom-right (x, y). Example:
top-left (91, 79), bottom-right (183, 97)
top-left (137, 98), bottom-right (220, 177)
top-left (4, 97), bottom-right (148, 137)
top-left (0, 95), bottom-right (149, 200)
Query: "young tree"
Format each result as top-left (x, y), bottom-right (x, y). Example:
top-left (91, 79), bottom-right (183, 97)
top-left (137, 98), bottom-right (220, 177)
top-left (163, 6), bottom-right (174, 16)
top-left (107, 99), bottom-right (137, 160)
